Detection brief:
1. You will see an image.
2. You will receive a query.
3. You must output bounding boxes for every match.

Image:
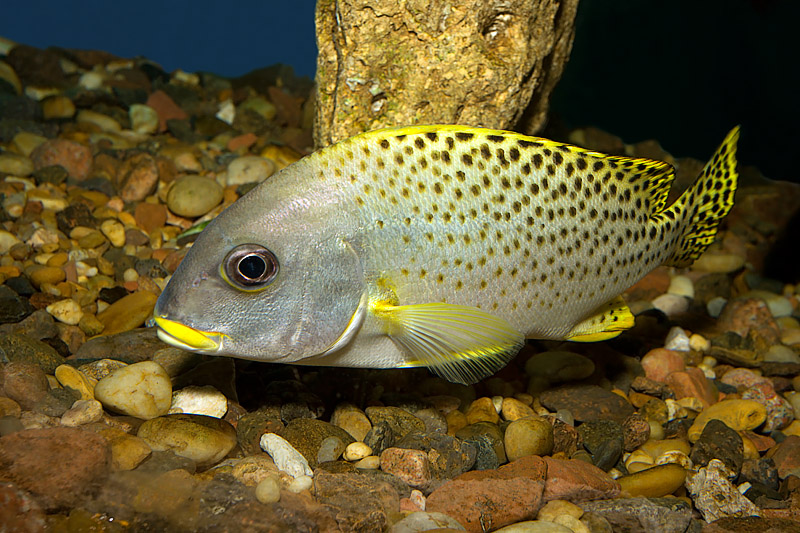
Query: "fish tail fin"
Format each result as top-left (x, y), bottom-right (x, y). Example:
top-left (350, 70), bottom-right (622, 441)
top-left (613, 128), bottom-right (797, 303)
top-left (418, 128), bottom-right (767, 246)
top-left (663, 126), bottom-right (740, 268)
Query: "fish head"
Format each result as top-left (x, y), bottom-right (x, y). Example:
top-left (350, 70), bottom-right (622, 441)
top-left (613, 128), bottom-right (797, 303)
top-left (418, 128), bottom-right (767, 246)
top-left (153, 165), bottom-right (366, 363)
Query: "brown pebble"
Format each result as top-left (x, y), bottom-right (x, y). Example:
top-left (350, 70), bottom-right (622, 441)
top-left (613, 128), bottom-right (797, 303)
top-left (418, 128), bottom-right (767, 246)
top-left (30, 139), bottom-right (92, 181)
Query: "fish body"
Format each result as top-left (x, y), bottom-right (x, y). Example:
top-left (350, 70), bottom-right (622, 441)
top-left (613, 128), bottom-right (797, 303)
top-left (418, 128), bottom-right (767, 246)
top-left (154, 125), bottom-right (739, 384)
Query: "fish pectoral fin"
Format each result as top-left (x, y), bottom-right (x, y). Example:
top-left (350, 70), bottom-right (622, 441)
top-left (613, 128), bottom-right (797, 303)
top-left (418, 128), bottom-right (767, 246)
top-left (372, 301), bottom-right (525, 385)
top-left (566, 296), bottom-right (635, 342)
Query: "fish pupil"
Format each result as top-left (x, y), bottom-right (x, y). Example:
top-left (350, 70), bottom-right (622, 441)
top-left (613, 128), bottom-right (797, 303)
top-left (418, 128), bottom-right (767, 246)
top-left (239, 254), bottom-right (266, 280)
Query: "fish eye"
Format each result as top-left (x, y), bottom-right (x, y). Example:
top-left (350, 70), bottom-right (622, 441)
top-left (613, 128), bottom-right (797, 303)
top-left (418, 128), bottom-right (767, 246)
top-left (223, 244), bottom-right (279, 289)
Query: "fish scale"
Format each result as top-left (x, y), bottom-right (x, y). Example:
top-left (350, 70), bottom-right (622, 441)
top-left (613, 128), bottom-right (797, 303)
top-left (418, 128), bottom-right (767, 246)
top-left (153, 124), bottom-right (739, 385)
top-left (324, 125), bottom-right (679, 339)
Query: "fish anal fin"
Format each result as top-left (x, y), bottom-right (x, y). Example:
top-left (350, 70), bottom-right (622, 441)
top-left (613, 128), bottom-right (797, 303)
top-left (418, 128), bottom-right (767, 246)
top-left (372, 301), bottom-right (524, 385)
top-left (566, 296), bottom-right (635, 343)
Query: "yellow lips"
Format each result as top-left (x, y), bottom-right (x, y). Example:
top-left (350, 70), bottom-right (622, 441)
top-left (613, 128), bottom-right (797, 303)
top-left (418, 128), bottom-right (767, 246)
top-left (154, 317), bottom-right (226, 351)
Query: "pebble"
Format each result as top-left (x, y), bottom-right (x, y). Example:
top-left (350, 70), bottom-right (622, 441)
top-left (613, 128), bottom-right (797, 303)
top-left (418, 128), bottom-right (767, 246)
top-left (96, 290), bottom-right (158, 335)
top-left (224, 155), bottom-right (277, 186)
top-left (0, 397), bottom-right (22, 418)
top-left (617, 463), bottom-right (686, 497)
top-left (45, 298), bottom-right (83, 325)
top-left (492, 522), bottom-right (573, 533)
top-left (664, 326), bottom-right (691, 352)
top-left (343, 441), bottom-right (372, 461)
top-left (380, 447), bottom-right (432, 489)
top-left (2, 361), bottom-right (50, 410)
top-left (60, 399), bottom-right (103, 426)
top-left (255, 476), bottom-right (281, 503)
top-left (98, 428), bottom-right (153, 471)
top-left (30, 138), bottom-right (92, 180)
top-left (765, 344), bottom-right (800, 363)
top-left (389, 511), bottom-right (466, 533)
top-left (685, 459), bottom-right (759, 522)
top-left (317, 436), bottom-right (346, 463)
top-left (667, 275), bottom-right (694, 298)
top-left (651, 293), bottom-right (689, 316)
top-left (354, 456), bottom-right (381, 469)
top-left (167, 175), bottom-right (224, 217)
top-left (129, 103), bottom-right (159, 134)
top-left (743, 290), bottom-right (793, 318)
top-left (688, 399), bottom-right (767, 442)
top-left (692, 252), bottom-right (745, 273)
top-left (169, 385), bottom-right (228, 418)
top-left (41, 95), bottom-right (76, 119)
top-left (0, 152), bottom-right (34, 176)
top-left (137, 413), bottom-right (237, 468)
top-left (465, 396), bottom-right (500, 424)
top-left (28, 265), bottom-right (65, 288)
top-left (365, 406), bottom-right (425, 440)
top-left (287, 474), bottom-right (314, 493)
top-left (504, 416), bottom-right (554, 461)
top-left (331, 402), bottom-right (372, 441)
top-left (94, 360), bottom-right (172, 419)
top-left (260, 433), bottom-right (313, 478)
top-left (707, 296), bottom-right (728, 318)
top-left (99, 219), bottom-right (126, 247)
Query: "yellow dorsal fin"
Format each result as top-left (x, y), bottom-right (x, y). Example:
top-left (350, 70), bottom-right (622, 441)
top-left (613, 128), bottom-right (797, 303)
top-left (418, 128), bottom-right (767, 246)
top-left (371, 300), bottom-right (524, 385)
top-left (359, 125), bottom-right (676, 213)
top-left (566, 296), bottom-right (635, 342)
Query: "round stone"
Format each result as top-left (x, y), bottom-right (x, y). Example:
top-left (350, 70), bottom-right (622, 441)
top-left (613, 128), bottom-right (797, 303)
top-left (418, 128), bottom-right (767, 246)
top-left (692, 253), bottom-right (745, 273)
top-left (28, 266), bottom-right (65, 288)
top-left (41, 95), bottom-right (76, 119)
top-left (343, 441), bottom-right (373, 462)
top-left (255, 476), bottom-right (281, 503)
top-left (137, 413), bottom-right (237, 468)
top-left (390, 511), bottom-right (467, 532)
top-left (225, 155), bottom-right (277, 186)
top-left (465, 397), bottom-right (500, 425)
top-left (501, 397), bottom-right (536, 421)
top-left (167, 175), bottom-right (224, 217)
top-left (651, 293), bottom-right (689, 317)
top-left (94, 361), bottom-right (172, 420)
top-left (96, 290), bottom-right (158, 335)
top-left (317, 436), bottom-right (346, 463)
top-left (667, 275), bottom-right (694, 298)
top-left (260, 433), bottom-right (313, 478)
top-left (331, 403), bottom-right (372, 442)
top-left (169, 385), bottom-right (228, 418)
top-left (504, 417), bottom-right (554, 461)
top-left (129, 104), bottom-right (159, 135)
top-left (287, 474), bottom-right (313, 493)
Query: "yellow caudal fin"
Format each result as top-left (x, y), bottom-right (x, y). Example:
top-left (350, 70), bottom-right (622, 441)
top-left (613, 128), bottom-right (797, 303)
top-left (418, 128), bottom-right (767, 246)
top-left (566, 296), bottom-right (635, 342)
top-left (664, 127), bottom-right (740, 267)
top-left (371, 301), bottom-right (524, 385)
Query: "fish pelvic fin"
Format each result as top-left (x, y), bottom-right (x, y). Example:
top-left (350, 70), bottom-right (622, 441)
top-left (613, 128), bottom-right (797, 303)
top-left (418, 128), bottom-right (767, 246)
top-left (566, 295), bottom-right (635, 342)
top-left (662, 126), bottom-right (740, 268)
top-left (371, 300), bottom-right (524, 385)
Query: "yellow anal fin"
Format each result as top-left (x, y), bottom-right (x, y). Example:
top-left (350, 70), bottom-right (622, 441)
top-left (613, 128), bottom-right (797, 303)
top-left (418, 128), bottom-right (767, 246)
top-left (566, 296), bottom-right (635, 342)
top-left (372, 301), bottom-right (524, 385)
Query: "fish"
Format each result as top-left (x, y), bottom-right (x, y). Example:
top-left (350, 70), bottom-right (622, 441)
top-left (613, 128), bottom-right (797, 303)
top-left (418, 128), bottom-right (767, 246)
top-left (153, 124), bottom-right (739, 385)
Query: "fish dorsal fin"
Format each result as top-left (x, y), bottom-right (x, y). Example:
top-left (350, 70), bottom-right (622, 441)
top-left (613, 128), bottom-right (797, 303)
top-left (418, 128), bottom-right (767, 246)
top-left (359, 125), bottom-right (676, 214)
top-left (566, 296), bottom-right (635, 342)
top-left (371, 301), bottom-right (525, 385)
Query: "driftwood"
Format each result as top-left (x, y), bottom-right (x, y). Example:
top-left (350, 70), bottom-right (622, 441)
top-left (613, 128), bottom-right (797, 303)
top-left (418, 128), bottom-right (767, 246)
top-left (314, 0), bottom-right (579, 147)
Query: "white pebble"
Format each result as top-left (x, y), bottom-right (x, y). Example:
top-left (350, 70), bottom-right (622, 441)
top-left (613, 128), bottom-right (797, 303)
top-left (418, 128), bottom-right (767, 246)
top-left (651, 293), bottom-right (689, 317)
top-left (409, 489), bottom-right (426, 511)
top-left (123, 268), bottom-right (139, 283)
top-left (260, 433), bottom-right (313, 479)
top-left (287, 474), bottom-right (313, 493)
top-left (343, 441), bottom-right (372, 462)
top-left (667, 275), bottom-right (694, 299)
top-left (225, 155), bottom-right (276, 186)
top-left (707, 297), bottom-right (728, 318)
top-left (129, 104), bottom-right (159, 135)
top-left (492, 395), bottom-right (503, 414)
top-left (664, 326), bottom-right (691, 352)
top-left (94, 361), bottom-right (172, 420)
top-left (255, 476), bottom-right (281, 503)
top-left (46, 299), bottom-right (84, 325)
top-left (216, 99), bottom-right (235, 124)
top-left (169, 385), bottom-right (228, 418)
top-left (61, 399), bottom-right (103, 427)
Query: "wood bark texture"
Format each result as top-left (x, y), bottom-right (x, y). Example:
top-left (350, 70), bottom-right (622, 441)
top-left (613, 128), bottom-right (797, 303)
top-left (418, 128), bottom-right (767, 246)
top-left (314, 0), bottom-right (579, 147)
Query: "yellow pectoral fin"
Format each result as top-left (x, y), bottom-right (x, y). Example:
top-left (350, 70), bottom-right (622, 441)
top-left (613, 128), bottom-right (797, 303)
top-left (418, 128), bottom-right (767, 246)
top-left (371, 300), bottom-right (525, 385)
top-left (566, 296), bottom-right (635, 342)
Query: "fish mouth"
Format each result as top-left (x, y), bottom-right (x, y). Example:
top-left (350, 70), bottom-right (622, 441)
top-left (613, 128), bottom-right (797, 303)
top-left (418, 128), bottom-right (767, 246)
top-left (154, 316), bottom-right (227, 352)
